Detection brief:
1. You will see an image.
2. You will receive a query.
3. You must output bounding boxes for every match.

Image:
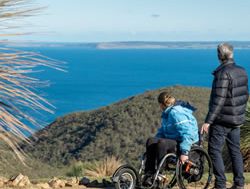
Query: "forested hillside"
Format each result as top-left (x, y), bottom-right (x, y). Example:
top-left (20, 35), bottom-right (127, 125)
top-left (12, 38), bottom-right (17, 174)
top-left (22, 86), bottom-right (250, 171)
top-left (23, 86), bottom-right (210, 166)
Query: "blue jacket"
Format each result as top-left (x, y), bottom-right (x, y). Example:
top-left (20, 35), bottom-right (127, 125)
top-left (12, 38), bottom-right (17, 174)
top-left (156, 101), bottom-right (199, 154)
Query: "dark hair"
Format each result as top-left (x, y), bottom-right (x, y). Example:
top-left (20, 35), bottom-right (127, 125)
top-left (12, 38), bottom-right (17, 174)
top-left (158, 92), bottom-right (175, 107)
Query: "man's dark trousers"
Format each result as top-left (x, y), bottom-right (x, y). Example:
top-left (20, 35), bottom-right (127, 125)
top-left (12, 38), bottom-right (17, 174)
top-left (208, 124), bottom-right (245, 188)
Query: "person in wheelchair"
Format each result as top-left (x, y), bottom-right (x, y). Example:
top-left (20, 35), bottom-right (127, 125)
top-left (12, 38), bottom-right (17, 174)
top-left (143, 92), bottom-right (199, 186)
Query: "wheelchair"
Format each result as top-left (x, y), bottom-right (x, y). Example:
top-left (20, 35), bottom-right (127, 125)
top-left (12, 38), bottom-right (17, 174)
top-left (112, 137), bottom-right (213, 189)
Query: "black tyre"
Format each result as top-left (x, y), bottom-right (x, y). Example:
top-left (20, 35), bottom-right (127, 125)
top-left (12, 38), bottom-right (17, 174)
top-left (113, 167), bottom-right (137, 189)
top-left (176, 146), bottom-right (213, 189)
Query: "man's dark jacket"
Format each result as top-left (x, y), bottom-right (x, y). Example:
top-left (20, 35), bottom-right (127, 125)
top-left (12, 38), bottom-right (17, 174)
top-left (205, 59), bottom-right (249, 127)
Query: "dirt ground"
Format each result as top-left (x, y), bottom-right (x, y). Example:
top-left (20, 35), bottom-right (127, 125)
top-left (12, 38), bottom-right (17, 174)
top-left (2, 186), bottom-right (250, 189)
top-left (2, 184), bottom-right (250, 189)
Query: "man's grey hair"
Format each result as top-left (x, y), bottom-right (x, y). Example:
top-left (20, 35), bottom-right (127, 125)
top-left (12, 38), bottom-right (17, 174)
top-left (217, 43), bottom-right (234, 61)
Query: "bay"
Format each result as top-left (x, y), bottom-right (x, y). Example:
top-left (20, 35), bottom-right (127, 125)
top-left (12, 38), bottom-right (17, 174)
top-left (19, 47), bottom-right (250, 125)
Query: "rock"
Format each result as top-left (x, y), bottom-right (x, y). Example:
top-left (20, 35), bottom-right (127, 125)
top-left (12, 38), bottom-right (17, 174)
top-left (79, 177), bottom-right (90, 186)
top-left (0, 176), bottom-right (8, 187)
top-left (48, 177), bottom-right (66, 188)
top-left (0, 176), bottom-right (8, 183)
top-left (65, 178), bottom-right (79, 187)
top-left (8, 173), bottom-right (30, 187)
top-left (18, 176), bottom-right (31, 187)
top-left (10, 173), bottom-right (24, 186)
top-left (36, 183), bottom-right (51, 189)
top-left (0, 181), bottom-right (4, 188)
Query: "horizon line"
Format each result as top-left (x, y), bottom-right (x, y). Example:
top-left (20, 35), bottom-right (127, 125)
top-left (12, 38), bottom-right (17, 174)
top-left (2, 40), bottom-right (250, 44)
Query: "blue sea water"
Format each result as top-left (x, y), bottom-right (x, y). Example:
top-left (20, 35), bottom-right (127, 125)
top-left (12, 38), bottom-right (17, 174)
top-left (20, 47), bottom-right (250, 125)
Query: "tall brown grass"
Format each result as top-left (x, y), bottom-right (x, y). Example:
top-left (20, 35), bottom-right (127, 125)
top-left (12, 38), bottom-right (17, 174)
top-left (0, 0), bottom-right (64, 163)
top-left (84, 156), bottom-right (123, 178)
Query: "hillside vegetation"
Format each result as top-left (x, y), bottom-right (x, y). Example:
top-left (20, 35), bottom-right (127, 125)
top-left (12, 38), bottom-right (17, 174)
top-left (23, 86), bottom-right (210, 165)
top-left (0, 142), bottom-right (66, 179)
top-left (21, 86), bottom-right (250, 171)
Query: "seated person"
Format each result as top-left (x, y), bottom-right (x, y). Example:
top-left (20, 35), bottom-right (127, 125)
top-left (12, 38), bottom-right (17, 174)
top-left (144, 92), bottom-right (199, 184)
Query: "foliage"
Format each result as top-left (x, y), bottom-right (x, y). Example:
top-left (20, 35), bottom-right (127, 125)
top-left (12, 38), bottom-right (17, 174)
top-left (66, 161), bottom-right (83, 180)
top-left (84, 156), bottom-right (123, 178)
top-left (23, 86), bottom-right (211, 166)
top-left (21, 86), bottom-right (250, 171)
top-left (0, 141), bottom-right (66, 179)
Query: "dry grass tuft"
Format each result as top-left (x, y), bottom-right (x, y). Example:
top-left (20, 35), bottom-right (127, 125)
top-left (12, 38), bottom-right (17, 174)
top-left (84, 156), bottom-right (123, 178)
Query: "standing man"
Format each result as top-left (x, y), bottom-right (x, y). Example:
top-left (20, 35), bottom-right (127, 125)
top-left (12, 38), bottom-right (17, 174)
top-left (201, 43), bottom-right (249, 189)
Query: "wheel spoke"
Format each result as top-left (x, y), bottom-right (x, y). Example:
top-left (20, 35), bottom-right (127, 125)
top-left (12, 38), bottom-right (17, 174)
top-left (118, 172), bottom-right (134, 189)
top-left (176, 147), bottom-right (213, 189)
top-left (114, 167), bottom-right (136, 189)
top-left (156, 153), bottom-right (177, 189)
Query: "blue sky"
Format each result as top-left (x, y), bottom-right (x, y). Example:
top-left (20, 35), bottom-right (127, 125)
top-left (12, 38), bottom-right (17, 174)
top-left (8, 0), bottom-right (250, 42)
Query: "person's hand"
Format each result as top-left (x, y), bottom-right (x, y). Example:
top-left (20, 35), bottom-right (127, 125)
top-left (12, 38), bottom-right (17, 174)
top-left (180, 155), bottom-right (188, 164)
top-left (201, 123), bottom-right (210, 134)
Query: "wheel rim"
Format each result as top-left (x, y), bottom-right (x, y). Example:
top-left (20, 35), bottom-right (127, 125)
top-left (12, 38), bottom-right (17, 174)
top-left (176, 148), bottom-right (213, 189)
top-left (155, 153), bottom-right (177, 189)
top-left (118, 172), bottom-right (134, 189)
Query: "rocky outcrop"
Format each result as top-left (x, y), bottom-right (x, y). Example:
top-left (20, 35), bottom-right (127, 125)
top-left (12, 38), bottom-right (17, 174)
top-left (0, 176), bottom-right (8, 187)
top-left (0, 173), bottom-right (114, 188)
top-left (36, 182), bottom-right (51, 189)
top-left (65, 178), bottom-right (79, 187)
top-left (48, 177), bottom-right (66, 188)
top-left (7, 173), bottom-right (31, 187)
top-left (0, 174), bottom-right (85, 188)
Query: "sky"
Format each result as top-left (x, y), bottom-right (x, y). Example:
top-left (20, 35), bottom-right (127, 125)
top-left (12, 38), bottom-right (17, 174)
top-left (5, 0), bottom-right (250, 42)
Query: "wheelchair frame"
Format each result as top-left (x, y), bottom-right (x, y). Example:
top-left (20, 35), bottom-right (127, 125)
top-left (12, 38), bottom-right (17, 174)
top-left (112, 144), bottom-right (213, 189)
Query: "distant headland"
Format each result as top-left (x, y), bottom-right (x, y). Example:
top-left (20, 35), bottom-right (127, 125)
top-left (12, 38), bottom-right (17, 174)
top-left (2, 41), bottom-right (250, 49)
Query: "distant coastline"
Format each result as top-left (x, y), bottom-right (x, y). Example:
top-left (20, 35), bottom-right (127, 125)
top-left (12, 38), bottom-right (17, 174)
top-left (2, 41), bottom-right (250, 49)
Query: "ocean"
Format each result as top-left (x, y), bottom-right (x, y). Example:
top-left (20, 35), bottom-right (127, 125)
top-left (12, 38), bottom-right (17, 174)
top-left (20, 47), bottom-right (250, 125)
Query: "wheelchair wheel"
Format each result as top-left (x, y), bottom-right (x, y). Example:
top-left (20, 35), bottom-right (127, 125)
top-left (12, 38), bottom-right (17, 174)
top-left (155, 153), bottom-right (177, 189)
top-left (176, 146), bottom-right (213, 189)
top-left (113, 167), bottom-right (137, 189)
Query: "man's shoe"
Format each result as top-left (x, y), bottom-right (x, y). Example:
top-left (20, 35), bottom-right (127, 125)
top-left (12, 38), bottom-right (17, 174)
top-left (212, 187), bottom-right (226, 189)
top-left (227, 185), bottom-right (244, 189)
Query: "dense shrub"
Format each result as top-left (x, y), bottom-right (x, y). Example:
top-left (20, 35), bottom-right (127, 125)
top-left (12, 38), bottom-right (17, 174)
top-left (22, 86), bottom-right (250, 172)
top-left (23, 86), bottom-right (211, 167)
